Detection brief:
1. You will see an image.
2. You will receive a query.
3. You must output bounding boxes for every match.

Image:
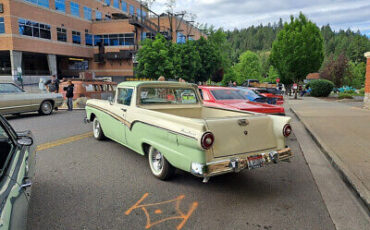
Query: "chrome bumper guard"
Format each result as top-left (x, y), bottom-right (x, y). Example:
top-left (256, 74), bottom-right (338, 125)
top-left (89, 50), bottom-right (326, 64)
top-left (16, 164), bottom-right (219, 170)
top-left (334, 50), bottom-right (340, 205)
top-left (191, 148), bottom-right (293, 178)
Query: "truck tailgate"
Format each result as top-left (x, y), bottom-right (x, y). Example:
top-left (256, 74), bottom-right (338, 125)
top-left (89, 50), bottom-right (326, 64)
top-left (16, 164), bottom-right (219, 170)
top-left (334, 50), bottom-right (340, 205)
top-left (205, 116), bottom-right (277, 158)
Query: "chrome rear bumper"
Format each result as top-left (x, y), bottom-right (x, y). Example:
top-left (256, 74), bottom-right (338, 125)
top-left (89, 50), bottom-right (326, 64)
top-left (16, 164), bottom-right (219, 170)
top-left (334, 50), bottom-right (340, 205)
top-left (191, 148), bottom-right (293, 178)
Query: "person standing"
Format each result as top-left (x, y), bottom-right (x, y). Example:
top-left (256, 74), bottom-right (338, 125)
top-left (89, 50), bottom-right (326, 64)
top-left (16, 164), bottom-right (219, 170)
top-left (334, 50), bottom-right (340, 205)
top-left (63, 81), bottom-right (74, 111)
top-left (44, 75), bottom-right (60, 93)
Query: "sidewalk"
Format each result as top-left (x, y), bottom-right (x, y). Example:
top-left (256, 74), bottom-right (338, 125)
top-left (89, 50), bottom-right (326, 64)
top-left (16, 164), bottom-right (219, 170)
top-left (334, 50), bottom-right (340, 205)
top-left (288, 97), bottom-right (370, 211)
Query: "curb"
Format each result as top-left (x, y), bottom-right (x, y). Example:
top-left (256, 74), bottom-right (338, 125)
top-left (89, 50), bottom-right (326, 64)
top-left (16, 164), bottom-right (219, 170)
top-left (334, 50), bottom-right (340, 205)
top-left (57, 108), bottom-right (85, 111)
top-left (290, 107), bottom-right (370, 213)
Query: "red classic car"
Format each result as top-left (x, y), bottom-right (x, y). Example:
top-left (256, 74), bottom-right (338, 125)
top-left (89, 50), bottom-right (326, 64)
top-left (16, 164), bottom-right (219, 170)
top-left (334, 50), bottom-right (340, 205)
top-left (198, 86), bottom-right (285, 115)
top-left (251, 88), bottom-right (284, 105)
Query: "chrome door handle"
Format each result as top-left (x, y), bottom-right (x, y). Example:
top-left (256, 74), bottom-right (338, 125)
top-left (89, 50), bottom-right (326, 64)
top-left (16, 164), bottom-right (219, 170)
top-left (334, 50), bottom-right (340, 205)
top-left (20, 181), bottom-right (32, 191)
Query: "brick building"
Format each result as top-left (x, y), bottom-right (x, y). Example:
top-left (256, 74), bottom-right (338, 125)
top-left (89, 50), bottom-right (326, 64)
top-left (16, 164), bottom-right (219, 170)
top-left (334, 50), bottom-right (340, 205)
top-left (0, 0), bottom-right (205, 84)
top-left (364, 52), bottom-right (370, 109)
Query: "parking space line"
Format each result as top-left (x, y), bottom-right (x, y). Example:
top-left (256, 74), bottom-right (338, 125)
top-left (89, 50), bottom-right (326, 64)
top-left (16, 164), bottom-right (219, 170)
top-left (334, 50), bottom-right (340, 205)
top-left (36, 132), bottom-right (93, 152)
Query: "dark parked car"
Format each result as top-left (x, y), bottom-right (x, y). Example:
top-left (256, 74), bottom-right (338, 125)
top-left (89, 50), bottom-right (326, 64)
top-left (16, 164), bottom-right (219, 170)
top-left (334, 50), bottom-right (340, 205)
top-left (0, 114), bottom-right (35, 229)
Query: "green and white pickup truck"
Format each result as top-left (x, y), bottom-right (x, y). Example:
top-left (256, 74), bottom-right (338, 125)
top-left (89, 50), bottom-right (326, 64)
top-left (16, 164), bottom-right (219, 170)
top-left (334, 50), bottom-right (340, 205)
top-left (85, 81), bottom-right (293, 182)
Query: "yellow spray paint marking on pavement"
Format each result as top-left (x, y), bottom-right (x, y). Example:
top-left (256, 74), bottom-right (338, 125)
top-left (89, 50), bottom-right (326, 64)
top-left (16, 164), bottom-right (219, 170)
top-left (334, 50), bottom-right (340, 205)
top-left (36, 132), bottom-right (93, 152)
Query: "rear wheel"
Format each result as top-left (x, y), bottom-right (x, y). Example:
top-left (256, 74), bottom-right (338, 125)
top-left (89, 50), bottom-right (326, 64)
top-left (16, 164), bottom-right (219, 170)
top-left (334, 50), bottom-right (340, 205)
top-left (93, 118), bottom-right (105, 140)
top-left (148, 146), bottom-right (174, 180)
top-left (39, 101), bottom-right (53, 115)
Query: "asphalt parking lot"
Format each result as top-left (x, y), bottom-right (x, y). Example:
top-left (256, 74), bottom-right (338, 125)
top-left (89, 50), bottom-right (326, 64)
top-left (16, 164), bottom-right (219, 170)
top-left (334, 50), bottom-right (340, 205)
top-left (7, 110), bottom-right (336, 230)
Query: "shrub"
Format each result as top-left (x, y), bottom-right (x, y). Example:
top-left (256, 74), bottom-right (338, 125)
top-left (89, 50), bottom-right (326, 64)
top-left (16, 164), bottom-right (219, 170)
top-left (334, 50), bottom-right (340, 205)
top-left (359, 88), bottom-right (365, 96)
top-left (310, 79), bottom-right (335, 97)
top-left (338, 92), bottom-right (353, 99)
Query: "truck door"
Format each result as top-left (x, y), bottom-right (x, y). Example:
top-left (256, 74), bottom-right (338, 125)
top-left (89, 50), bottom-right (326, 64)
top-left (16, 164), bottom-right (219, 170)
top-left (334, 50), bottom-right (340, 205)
top-left (108, 87), bottom-right (133, 145)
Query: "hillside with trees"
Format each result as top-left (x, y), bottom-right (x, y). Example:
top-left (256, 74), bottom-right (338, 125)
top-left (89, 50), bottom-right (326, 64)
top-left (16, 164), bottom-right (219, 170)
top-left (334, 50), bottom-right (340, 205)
top-left (136, 13), bottom-right (369, 89)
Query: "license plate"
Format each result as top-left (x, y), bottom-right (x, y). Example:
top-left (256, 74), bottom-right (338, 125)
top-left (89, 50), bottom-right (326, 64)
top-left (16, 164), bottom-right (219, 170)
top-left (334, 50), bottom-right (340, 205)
top-left (247, 155), bottom-right (264, 169)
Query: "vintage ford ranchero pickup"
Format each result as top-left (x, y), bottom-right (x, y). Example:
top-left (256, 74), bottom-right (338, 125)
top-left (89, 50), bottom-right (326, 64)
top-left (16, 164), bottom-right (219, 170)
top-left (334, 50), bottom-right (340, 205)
top-left (85, 81), bottom-right (293, 182)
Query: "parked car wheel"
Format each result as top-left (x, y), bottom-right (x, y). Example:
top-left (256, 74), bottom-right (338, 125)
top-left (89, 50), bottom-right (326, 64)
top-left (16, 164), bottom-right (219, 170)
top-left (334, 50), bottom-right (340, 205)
top-left (93, 118), bottom-right (105, 140)
top-left (39, 101), bottom-right (53, 115)
top-left (148, 146), bottom-right (174, 180)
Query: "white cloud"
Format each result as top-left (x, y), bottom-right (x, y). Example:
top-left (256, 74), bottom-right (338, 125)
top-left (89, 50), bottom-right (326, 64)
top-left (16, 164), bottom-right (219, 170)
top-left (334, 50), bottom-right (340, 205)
top-left (149, 0), bottom-right (370, 34)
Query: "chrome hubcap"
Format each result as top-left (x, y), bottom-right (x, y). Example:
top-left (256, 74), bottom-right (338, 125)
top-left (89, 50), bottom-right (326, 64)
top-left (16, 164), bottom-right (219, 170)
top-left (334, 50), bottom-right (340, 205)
top-left (151, 150), bottom-right (163, 174)
top-left (42, 102), bottom-right (51, 113)
top-left (93, 120), bottom-right (100, 137)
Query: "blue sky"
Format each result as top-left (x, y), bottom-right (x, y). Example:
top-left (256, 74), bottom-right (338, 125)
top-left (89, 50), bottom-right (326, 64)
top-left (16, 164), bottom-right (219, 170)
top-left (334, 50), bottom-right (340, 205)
top-left (150, 0), bottom-right (370, 36)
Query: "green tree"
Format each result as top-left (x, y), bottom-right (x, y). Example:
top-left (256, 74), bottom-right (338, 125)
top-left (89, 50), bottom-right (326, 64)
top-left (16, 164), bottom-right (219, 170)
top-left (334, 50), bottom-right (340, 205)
top-left (265, 66), bottom-right (280, 83)
top-left (174, 40), bottom-right (201, 82)
top-left (270, 13), bottom-right (324, 87)
top-left (194, 37), bottom-right (221, 83)
top-left (135, 34), bottom-right (176, 79)
top-left (344, 61), bottom-right (366, 88)
top-left (221, 68), bottom-right (237, 86)
top-left (234, 50), bottom-right (262, 84)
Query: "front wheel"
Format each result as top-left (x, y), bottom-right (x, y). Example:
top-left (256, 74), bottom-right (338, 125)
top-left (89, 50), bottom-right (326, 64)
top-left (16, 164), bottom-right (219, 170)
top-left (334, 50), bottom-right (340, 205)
top-left (93, 118), bottom-right (105, 140)
top-left (39, 101), bottom-right (53, 115)
top-left (148, 146), bottom-right (174, 180)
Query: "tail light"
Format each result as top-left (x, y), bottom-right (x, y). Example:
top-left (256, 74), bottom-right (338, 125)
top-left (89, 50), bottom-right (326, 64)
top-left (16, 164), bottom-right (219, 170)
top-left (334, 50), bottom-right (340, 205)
top-left (201, 132), bottom-right (214, 150)
top-left (283, 124), bottom-right (292, 137)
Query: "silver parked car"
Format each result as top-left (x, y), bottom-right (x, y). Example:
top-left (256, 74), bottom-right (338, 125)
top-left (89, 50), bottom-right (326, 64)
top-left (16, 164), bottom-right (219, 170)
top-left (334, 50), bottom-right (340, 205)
top-left (0, 83), bottom-right (63, 115)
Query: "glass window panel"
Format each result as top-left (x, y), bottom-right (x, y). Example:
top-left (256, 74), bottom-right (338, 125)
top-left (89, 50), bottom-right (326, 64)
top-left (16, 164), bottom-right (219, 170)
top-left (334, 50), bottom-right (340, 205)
top-left (105, 0), bottom-right (110, 6)
top-left (83, 7), bottom-right (92, 20)
top-left (0, 18), bottom-right (4, 34)
top-left (38, 0), bottom-right (49, 8)
top-left (55, 0), bottom-right (66, 13)
top-left (32, 27), bottom-right (40, 37)
top-left (70, 2), bottom-right (80, 17)
top-left (85, 33), bottom-right (93, 46)
top-left (96, 11), bottom-right (102, 21)
top-left (122, 2), bottom-right (127, 12)
top-left (113, 0), bottom-right (119, 9)
top-left (40, 29), bottom-right (51, 39)
top-left (94, 35), bottom-right (102, 46)
top-left (129, 5), bottom-right (134, 15)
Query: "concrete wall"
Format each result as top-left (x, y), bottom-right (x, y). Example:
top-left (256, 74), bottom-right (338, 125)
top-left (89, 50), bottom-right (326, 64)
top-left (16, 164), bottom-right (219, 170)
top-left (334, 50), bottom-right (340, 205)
top-left (364, 52), bottom-right (370, 109)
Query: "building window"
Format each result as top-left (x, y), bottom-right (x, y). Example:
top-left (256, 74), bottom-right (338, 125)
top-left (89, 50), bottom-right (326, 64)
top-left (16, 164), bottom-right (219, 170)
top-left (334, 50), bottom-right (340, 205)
top-left (104, 0), bottom-right (110, 6)
top-left (142, 11), bottom-right (147, 19)
top-left (94, 35), bottom-right (102, 46)
top-left (56, 28), bottom-right (67, 42)
top-left (85, 33), bottom-right (93, 46)
top-left (25, 0), bottom-right (49, 8)
top-left (83, 7), bottom-right (92, 20)
top-left (122, 1), bottom-right (127, 12)
top-left (0, 18), bottom-right (4, 34)
top-left (136, 8), bottom-right (141, 19)
top-left (113, 0), bottom-right (119, 9)
top-left (94, 33), bottom-right (134, 46)
top-left (70, 2), bottom-right (80, 17)
top-left (129, 5), bottom-right (134, 15)
top-left (18, 18), bottom-right (51, 39)
top-left (72, 31), bottom-right (81, 44)
top-left (96, 11), bottom-right (102, 21)
top-left (55, 0), bottom-right (65, 13)
top-left (177, 32), bottom-right (186, 44)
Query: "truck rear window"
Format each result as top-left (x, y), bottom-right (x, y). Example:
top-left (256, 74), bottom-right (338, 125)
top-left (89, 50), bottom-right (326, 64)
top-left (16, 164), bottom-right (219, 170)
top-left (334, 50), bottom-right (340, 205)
top-left (140, 87), bottom-right (198, 105)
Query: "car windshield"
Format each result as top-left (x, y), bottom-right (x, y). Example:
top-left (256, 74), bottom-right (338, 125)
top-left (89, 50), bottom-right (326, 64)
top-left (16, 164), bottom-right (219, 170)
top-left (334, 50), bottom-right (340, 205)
top-left (140, 87), bottom-right (198, 105)
top-left (0, 84), bottom-right (23, 94)
top-left (238, 88), bottom-right (261, 99)
top-left (211, 89), bottom-right (246, 100)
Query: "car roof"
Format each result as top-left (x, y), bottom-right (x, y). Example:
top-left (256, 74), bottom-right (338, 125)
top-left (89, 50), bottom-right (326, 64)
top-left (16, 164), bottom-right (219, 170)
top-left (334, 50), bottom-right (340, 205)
top-left (199, 86), bottom-right (239, 90)
top-left (118, 81), bottom-right (195, 88)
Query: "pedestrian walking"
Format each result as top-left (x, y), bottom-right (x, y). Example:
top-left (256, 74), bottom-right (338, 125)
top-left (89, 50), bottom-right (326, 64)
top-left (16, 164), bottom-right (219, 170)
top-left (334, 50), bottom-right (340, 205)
top-left (64, 81), bottom-right (74, 111)
top-left (44, 75), bottom-right (60, 93)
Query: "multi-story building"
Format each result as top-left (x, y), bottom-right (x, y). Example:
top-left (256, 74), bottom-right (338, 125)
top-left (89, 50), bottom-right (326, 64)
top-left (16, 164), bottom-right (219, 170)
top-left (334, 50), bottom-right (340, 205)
top-left (0, 0), bottom-right (205, 83)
